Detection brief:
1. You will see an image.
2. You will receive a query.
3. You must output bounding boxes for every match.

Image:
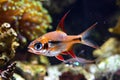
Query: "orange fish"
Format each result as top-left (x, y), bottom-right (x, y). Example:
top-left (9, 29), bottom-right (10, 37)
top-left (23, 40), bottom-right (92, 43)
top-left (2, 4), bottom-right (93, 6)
top-left (28, 11), bottom-right (98, 61)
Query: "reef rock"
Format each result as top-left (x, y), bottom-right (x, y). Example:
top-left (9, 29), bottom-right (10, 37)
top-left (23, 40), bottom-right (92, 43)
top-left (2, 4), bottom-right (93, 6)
top-left (0, 23), bottom-right (19, 66)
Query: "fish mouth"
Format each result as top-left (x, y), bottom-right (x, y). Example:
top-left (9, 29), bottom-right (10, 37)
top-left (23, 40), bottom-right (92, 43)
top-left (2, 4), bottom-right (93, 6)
top-left (28, 47), bottom-right (34, 53)
top-left (28, 47), bottom-right (41, 55)
top-left (28, 48), bottom-right (33, 53)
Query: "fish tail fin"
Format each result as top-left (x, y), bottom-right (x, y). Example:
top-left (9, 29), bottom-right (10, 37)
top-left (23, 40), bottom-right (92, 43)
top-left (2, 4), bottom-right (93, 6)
top-left (79, 22), bottom-right (99, 48)
top-left (81, 39), bottom-right (99, 48)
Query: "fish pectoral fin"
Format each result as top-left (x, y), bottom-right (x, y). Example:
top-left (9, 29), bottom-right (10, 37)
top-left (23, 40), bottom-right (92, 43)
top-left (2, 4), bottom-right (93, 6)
top-left (62, 51), bottom-right (69, 55)
top-left (55, 55), bottom-right (65, 61)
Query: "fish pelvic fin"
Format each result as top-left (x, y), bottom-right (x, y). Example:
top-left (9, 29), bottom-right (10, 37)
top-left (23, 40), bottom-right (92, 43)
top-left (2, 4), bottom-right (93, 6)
top-left (55, 55), bottom-right (65, 61)
top-left (56, 10), bottom-right (71, 32)
top-left (79, 22), bottom-right (99, 48)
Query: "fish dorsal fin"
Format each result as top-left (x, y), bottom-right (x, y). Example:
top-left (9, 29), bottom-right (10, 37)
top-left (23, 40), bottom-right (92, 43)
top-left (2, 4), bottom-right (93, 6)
top-left (56, 10), bottom-right (70, 32)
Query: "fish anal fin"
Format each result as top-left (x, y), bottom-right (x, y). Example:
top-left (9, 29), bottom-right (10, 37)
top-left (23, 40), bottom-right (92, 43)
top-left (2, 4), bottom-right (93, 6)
top-left (56, 10), bottom-right (70, 32)
top-left (67, 50), bottom-right (77, 58)
top-left (55, 55), bottom-right (65, 61)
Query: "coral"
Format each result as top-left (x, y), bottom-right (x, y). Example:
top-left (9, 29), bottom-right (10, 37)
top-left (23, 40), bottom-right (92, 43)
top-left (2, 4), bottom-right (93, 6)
top-left (93, 38), bottom-right (120, 58)
top-left (0, 23), bottom-right (19, 66)
top-left (0, 62), bottom-right (16, 80)
top-left (59, 64), bottom-right (94, 80)
top-left (88, 55), bottom-right (120, 80)
top-left (0, 1), bottom-right (51, 73)
top-left (15, 61), bottom-right (47, 80)
top-left (39, 55), bottom-right (50, 66)
top-left (116, 0), bottom-right (120, 7)
top-left (59, 71), bottom-right (86, 80)
top-left (13, 73), bottom-right (25, 80)
top-left (109, 17), bottom-right (120, 35)
top-left (44, 65), bottom-right (62, 80)
top-left (90, 24), bottom-right (120, 79)
top-left (0, 0), bottom-right (52, 46)
top-left (44, 64), bottom-right (94, 80)
top-left (113, 69), bottom-right (120, 80)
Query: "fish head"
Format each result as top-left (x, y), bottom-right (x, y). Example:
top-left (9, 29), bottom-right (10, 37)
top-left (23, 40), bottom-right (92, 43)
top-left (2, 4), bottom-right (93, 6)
top-left (28, 36), bottom-right (48, 55)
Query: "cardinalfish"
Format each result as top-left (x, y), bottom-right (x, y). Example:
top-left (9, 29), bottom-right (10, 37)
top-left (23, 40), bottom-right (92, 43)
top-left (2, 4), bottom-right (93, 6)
top-left (28, 11), bottom-right (99, 61)
top-left (63, 57), bottom-right (95, 67)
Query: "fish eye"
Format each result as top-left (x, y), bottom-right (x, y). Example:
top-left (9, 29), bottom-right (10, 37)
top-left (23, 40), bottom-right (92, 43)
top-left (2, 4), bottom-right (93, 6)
top-left (34, 42), bottom-right (42, 50)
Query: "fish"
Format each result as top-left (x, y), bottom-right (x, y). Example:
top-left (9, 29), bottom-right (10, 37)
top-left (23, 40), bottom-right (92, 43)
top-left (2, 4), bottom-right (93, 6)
top-left (28, 11), bottom-right (99, 61)
top-left (63, 57), bottom-right (95, 67)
